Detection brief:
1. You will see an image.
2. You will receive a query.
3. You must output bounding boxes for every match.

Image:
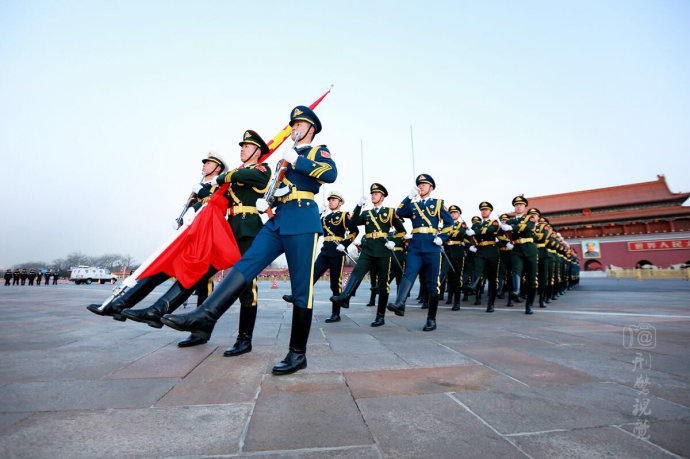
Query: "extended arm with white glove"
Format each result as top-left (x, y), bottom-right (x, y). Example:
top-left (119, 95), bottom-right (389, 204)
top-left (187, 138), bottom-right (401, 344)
top-left (384, 241), bottom-right (396, 250)
top-left (465, 228), bottom-right (475, 237)
top-left (256, 198), bottom-right (269, 213)
top-left (336, 244), bottom-right (346, 252)
top-left (501, 223), bottom-right (513, 232)
top-left (469, 245), bottom-right (478, 253)
top-left (282, 147), bottom-right (299, 165)
top-left (433, 237), bottom-right (443, 246)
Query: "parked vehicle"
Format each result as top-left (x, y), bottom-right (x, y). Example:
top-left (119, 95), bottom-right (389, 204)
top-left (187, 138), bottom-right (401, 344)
top-left (69, 266), bottom-right (118, 285)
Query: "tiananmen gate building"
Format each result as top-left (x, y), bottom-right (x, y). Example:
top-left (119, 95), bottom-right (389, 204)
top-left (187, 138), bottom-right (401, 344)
top-left (525, 175), bottom-right (690, 271)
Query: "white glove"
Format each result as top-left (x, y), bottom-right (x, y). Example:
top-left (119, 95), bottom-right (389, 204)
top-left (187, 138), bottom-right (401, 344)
top-left (192, 182), bottom-right (203, 194)
top-left (433, 237), bottom-right (443, 246)
top-left (256, 198), bottom-right (269, 213)
top-left (404, 233), bottom-right (412, 240)
top-left (282, 148), bottom-right (299, 165)
top-left (358, 196), bottom-right (366, 207)
top-left (182, 207), bottom-right (197, 226)
top-left (506, 242), bottom-right (514, 250)
top-left (408, 186), bottom-right (419, 199)
top-left (336, 244), bottom-right (346, 252)
top-left (466, 228), bottom-right (475, 236)
top-left (501, 223), bottom-right (512, 232)
top-left (385, 241), bottom-right (396, 250)
top-left (469, 245), bottom-right (478, 253)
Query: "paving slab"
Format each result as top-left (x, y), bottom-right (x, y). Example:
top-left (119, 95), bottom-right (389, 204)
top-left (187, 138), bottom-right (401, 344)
top-left (0, 379), bottom-right (178, 411)
top-left (512, 425), bottom-right (675, 458)
top-left (454, 381), bottom-right (690, 435)
top-left (157, 347), bottom-right (269, 406)
top-left (243, 373), bottom-right (373, 452)
top-left (357, 393), bottom-right (524, 458)
top-left (619, 417), bottom-right (690, 458)
top-left (237, 445), bottom-right (380, 458)
top-left (108, 342), bottom-right (217, 379)
top-left (0, 404), bottom-right (250, 458)
top-left (452, 346), bottom-right (600, 387)
top-left (345, 365), bottom-right (523, 399)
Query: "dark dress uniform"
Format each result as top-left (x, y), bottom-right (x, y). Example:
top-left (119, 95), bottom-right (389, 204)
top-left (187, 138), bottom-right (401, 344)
top-left (441, 205), bottom-right (467, 310)
top-left (469, 202), bottom-right (501, 312)
top-left (28, 269), bottom-right (36, 286)
top-left (388, 174), bottom-right (454, 331)
top-left (496, 213), bottom-right (515, 306)
top-left (314, 198), bottom-right (358, 322)
top-left (20, 268), bottom-right (27, 285)
top-left (53, 270), bottom-right (59, 284)
top-left (88, 152), bottom-right (228, 322)
top-left (388, 228), bottom-right (408, 297)
top-left (13, 269), bottom-right (20, 285)
top-left (461, 216), bottom-right (480, 301)
top-left (331, 183), bottom-right (406, 327)
top-left (44, 270), bottom-right (51, 285)
top-left (162, 105), bottom-right (337, 375)
top-left (4, 269), bottom-right (11, 286)
top-left (534, 214), bottom-right (551, 308)
top-left (504, 196), bottom-right (538, 314)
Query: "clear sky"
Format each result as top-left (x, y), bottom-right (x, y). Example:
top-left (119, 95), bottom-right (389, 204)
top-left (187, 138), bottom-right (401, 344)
top-left (1, 0), bottom-right (689, 268)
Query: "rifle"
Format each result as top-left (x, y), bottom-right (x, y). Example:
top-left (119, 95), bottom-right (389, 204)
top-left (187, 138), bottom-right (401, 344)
top-left (263, 132), bottom-right (300, 218)
top-left (175, 192), bottom-right (198, 228)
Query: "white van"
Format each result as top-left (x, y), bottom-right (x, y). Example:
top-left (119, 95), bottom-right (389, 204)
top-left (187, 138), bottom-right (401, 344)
top-left (69, 266), bottom-right (118, 285)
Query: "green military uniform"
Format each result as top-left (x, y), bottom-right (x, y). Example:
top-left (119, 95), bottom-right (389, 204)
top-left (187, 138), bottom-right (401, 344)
top-left (218, 130), bottom-right (272, 355)
top-left (441, 205), bottom-right (467, 310)
top-left (462, 216), bottom-right (480, 301)
top-left (469, 202), bottom-right (501, 312)
top-left (332, 183), bottom-right (406, 327)
top-left (388, 225), bottom-right (408, 299)
top-left (533, 212), bottom-right (551, 308)
top-left (496, 213), bottom-right (515, 306)
top-left (504, 196), bottom-right (538, 314)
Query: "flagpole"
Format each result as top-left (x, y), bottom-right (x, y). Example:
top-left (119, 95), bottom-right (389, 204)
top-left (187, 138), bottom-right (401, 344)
top-left (410, 125), bottom-right (416, 178)
top-left (360, 139), bottom-right (365, 197)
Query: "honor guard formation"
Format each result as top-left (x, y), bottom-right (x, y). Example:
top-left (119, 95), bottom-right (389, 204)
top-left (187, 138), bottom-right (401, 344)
top-left (85, 103), bottom-right (580, 375)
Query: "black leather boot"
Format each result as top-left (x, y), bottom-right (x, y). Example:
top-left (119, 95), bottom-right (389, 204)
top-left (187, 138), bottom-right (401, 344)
top-left (160, 269), bottom-right (249, 340)
top-left (87, 272), bottom-right (168, 321)
top-left (324, 301), bottom-right (341, 323)
top-left (272, 307), bottom-right (312, 375)
top-left (282, 294), bottom-right (293, 303)
top-left (329, 274), bottom-right (360, 309)
top-left (445, 286), bottom-right (453, 305)
top-left (525, 287), bottom-right (535, 315)
top-left (497, 278), bottom-right (505, 299)
top-left (223, 305), bottom-right (257, 356)
top-left (122, 280), bottom-right (194, 328)
top-left (451, 290), bottom-right (461, 311)
top-left (178, 335), bottom-right (208, 347)
top-left (474, 285), bottom-right (482, 305)
top-left (423, 294), bottom-right (438, 331)
top-left (371, 292), bottom-right (388, 327)
top-left (420, 292), bottom-right (429, 309)
top-left (366, 289), bottom-right (377, 306)
top-left (538, 288), bottom-right (546, 308)
top-left (387, 277), bottom-right (413, 317)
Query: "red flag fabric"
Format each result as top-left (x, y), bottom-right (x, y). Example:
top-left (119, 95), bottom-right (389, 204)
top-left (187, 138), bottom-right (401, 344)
top-left (137, 184), bottom-right (240, 288)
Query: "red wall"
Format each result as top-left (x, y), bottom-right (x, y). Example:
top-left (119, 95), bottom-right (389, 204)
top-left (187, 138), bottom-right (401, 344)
top-left (569, 238), bottom-right (690, 270)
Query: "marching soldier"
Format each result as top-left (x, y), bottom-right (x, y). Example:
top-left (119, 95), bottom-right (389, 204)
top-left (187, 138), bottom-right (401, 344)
top-left (88, 151), bottom-right (228, 322)
top-left (4, 269), bottom-right (11, 286)
top-left (501, 196), bottom-right (538, 314)
top-left (441, 205), bottom-right (467, 311)
top-left (52, 269), bottom-right (59, 284)
top-left (387, 174), bottom-right (453, 331)
top-left (44, 269), bottom-right (51, 285)
top-left (496, 213), bottom-right (515, 306)
top-left (330, 183), bottom-right (406, 327)
top-left (161, 105), bottom-right (337, 375)
top-left (20, 268), bottom-right (27, 285)
top-left (388, 228), bottom-right (409, 298)
top-left (534, 212), bottom-right (552, 308)
top-left (282, 190), bottom-right (358, 323)
top-left (124, 131), bottom-right (272, 353)
top-left (468, 202), bottom-right (501, 312)
top-left (13, 269), bottom-right (20, 285)
top-left (28, 268), bottom-right (36, 286)
top-left (462, 216), bottom-right (481, 302)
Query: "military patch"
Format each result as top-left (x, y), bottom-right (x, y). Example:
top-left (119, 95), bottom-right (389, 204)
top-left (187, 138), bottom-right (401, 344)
top-left (257, 165), bottom-right (266, 172)
top-left (493, 221), bottom-right (499, 226)
top-left (321, 151), bottom-right (331, 158)
top-left (245, 132), bottom-right (252, 139)
top-left (293, 108), bottom-right (303, 116)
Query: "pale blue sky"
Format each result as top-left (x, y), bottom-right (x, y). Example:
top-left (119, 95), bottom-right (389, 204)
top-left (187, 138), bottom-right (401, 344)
top-left (1, 0), bottom-right (688, 267)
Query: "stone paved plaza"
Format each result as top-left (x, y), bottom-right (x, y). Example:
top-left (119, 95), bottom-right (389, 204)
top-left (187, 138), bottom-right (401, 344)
top-left (0, 277), bottom-right (689, 458)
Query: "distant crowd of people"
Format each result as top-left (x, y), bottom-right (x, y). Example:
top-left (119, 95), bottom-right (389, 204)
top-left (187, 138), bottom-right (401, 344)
top-left (4, 268), bottom-right (61, 286)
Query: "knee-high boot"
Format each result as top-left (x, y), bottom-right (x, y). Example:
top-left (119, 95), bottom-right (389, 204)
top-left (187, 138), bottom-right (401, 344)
top-left (423, 294), bottom-right (439, 331)
top-left (387, 277), bottom-right (413, 316)
top-left (525, 286), bottom-right (535, 315)
top-left (160, 269), bottom-right (249, 340)
top-left (329, 274), bottom-right (360, 309)
top-left (272, 307), bottom-right (312, 375)
top-left (366, 288), bottom-right (377, 306)
top-left (510, 274), bottom-right (522, 303)
top-left (371, 292), bottom-right (388, 327)
top-left (325, 301), bottom-right (341, 323)
top-left (122, 280), bottom-right (194, 328)
top-left (452, 289), bottom-right (461, 311)
top-left (224, 306), bottom-right (257, 356)
top-left (87, 272), bottom-right (169, 321)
